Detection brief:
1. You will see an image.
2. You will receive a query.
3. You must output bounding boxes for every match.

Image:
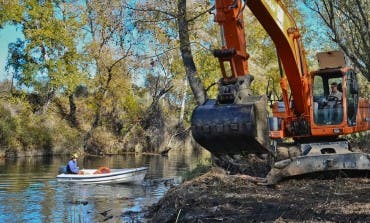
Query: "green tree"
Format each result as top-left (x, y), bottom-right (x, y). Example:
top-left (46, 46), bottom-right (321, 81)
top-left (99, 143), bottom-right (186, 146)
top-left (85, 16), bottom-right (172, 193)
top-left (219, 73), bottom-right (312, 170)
top-left (6, 0), bottom-right (86, 117)
top-left (0, 1), bottom-right (23, 27)
top-left (81, 0), bottom-right (144, 152)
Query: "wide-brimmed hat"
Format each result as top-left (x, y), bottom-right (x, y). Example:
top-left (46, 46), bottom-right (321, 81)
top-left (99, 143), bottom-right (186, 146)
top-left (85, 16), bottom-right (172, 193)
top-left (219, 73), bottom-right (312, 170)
top-left (71, 153), bottom-right (78, 159)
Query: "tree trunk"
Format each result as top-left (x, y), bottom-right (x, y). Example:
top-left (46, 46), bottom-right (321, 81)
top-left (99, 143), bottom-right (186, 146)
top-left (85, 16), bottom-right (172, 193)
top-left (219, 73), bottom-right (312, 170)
top-left (179, 76), bottom-right (187, 124)
top-left (68, 94), bottom-right (79, 128)
top-left (177, 0), bottom-right (207, 106)
top-left (39, 90), bottom-right (55, 115)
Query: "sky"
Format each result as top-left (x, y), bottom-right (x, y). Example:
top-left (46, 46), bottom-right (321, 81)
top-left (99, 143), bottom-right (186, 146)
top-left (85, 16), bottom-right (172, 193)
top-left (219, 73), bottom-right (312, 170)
top-left (0, 24), bottom-right (23, 81)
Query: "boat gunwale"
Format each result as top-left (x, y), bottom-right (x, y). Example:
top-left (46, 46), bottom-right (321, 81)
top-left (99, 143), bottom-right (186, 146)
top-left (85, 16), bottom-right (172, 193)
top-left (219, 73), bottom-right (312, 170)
top-left (56, 167), bottom-right (148, 180)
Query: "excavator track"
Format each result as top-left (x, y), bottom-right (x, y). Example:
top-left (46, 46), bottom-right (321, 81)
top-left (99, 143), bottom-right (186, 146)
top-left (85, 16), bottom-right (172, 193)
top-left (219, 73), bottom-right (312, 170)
top-left (265, 152), bottom-right (370, 184)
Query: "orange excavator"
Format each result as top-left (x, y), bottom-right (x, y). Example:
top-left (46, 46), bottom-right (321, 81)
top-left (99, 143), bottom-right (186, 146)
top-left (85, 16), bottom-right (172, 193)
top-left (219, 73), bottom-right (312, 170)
top-left (191, 0), bottom-right (370, 184)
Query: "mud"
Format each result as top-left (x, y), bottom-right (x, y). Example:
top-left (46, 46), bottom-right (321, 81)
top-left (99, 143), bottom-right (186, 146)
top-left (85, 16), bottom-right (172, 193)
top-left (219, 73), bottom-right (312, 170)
top-left (146, 168), bottom-right (370, 223)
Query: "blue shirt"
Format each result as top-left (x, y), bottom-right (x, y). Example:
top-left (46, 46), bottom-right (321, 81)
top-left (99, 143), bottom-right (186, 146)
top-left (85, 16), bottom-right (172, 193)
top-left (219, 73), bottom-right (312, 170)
top-left (67, 160), bottom-right (79, 174)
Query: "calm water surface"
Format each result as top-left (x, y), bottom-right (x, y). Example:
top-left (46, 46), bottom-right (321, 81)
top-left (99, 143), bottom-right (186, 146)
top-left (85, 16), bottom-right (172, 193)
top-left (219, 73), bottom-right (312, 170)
top-left (0, 148), bottom-right (210, 222)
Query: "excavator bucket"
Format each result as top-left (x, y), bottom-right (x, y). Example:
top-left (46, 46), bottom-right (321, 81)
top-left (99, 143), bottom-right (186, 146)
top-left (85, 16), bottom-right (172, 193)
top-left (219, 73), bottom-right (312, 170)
top-left (191, 96), bottom-right (271, 156)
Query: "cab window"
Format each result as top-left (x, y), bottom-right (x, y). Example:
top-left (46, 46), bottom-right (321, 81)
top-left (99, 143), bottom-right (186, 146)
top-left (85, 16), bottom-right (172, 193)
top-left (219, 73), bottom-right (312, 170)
top-left (313, 75), bottom-right (343, 125)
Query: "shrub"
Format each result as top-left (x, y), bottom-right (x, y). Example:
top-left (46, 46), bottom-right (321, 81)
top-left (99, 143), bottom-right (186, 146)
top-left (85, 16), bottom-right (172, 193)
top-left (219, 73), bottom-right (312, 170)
top-left (85, 127), bottom-right (117, 155)
top-left (182, 159), bottom-right (213, 181)
top-left (0, 106), bottom-right (16, 147)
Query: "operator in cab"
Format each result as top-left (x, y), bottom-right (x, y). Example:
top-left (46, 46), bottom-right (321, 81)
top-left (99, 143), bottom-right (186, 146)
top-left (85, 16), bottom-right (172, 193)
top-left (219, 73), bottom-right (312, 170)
top-left (328, 82), bottom-right (342, 101)
top-left (66, 153), bottom-right (83, 174)
top-left (324, 82), bottom-right (343, 124)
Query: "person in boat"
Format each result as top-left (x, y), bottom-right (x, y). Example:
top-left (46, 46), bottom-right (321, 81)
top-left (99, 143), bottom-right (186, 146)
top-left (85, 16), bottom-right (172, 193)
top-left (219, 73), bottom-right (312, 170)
top-left (66, 153), bottom-right (83, 174)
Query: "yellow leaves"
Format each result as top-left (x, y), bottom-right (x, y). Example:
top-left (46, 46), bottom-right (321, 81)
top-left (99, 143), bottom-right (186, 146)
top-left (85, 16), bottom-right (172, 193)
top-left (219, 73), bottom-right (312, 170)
top-left (0, 1), bottom-right (24, 25)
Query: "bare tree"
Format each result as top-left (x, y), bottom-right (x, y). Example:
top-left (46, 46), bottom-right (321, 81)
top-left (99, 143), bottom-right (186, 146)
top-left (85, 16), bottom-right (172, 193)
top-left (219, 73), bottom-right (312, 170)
top-left (126, 0), bottom-right (209, 106)
top-left (304, 0), bottom-right (370, 80)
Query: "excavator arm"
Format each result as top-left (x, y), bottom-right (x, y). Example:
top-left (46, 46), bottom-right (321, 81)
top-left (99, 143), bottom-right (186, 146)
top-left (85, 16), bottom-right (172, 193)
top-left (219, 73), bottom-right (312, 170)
top-left (215, 0), bottom-right (309, 115)
top-left (213, 0), bottom-right (249, 79)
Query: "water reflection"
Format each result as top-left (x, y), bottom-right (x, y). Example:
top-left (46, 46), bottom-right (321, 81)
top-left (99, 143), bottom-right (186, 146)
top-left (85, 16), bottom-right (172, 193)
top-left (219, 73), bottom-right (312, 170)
top-left (0, 148), bottom-right (209, 222)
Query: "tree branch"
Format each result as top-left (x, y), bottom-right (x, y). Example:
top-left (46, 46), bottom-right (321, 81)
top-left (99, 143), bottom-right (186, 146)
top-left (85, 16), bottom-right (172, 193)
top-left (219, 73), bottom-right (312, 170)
top-left (124, 4), bottom-right (176, 19)
top-left (187, 5), bottom-right (215, 23)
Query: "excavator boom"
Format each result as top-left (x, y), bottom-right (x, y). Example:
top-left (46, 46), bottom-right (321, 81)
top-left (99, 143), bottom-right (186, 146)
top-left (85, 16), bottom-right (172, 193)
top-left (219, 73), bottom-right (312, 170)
top-left (215, 0), bottom-right (310, 114)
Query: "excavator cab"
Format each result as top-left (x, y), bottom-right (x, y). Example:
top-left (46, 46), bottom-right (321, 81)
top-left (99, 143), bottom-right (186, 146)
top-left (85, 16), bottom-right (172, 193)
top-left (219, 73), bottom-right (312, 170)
top-left (310, 51), bottom-right (366, 138)
top-left (313, 71), bottom-right (345, 125)
top-left (313, 69), bottom-right (360, 127)
top-left (313, 51), bottom-right (350, 127)
top-left (311, 67), bottom-right (365, 135)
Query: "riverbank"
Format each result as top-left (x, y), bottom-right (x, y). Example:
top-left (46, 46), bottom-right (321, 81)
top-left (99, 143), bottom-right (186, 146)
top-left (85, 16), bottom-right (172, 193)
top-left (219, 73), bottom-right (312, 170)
top-left (0, 88), bottom-right (194, 159)
top-left (147, 167), bottom-right (370, 222)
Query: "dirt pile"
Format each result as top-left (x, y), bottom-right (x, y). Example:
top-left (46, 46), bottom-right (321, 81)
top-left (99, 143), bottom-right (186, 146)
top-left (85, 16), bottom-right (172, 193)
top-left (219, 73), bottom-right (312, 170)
top-left (147, 168), bottom-right (370, 223)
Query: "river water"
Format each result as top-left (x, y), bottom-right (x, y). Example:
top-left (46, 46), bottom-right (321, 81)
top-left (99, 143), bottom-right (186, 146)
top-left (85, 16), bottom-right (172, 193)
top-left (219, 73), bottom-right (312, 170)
top-left (0, 148), bottom-right (210, 222)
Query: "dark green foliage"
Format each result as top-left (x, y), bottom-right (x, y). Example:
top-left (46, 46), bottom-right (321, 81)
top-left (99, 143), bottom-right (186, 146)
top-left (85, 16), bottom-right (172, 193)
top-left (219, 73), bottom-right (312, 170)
top-left (17, 119), bottom-right (52, 151)
top-left (0, 106), bottom-right (16, 146)
top-left (0, 94), bottom-right (82, 156)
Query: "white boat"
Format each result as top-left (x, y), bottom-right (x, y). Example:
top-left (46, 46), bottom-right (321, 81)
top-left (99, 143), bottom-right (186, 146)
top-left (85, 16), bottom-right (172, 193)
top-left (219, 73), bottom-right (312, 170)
top-left (56, 167), bottom-right (148, 184)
